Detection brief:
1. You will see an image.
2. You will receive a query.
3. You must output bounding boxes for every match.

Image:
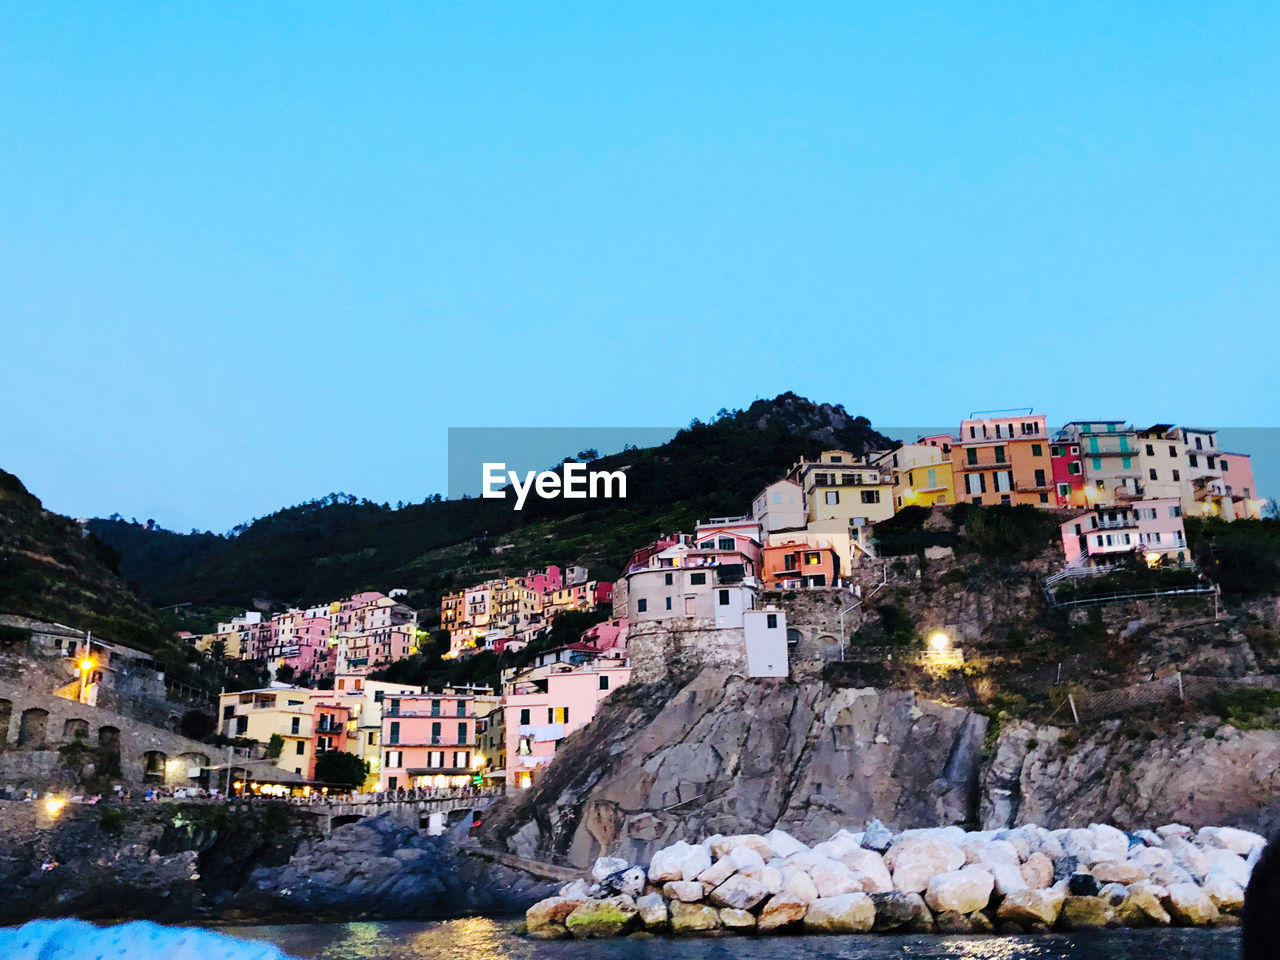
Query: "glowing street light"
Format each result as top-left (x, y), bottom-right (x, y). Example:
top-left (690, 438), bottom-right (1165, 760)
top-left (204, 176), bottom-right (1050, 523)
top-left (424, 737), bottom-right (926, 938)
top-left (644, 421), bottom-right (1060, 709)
top-left (928, 631), bottom-right (951, 652)
top-left (44, 796), bottom-right (65, 817)
top-left (77, 656), bottom-right (95, 704)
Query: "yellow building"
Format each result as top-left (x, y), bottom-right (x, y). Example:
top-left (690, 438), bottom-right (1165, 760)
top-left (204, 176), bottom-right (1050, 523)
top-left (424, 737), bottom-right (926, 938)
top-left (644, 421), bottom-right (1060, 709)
top-left (874, 441), bottom-right (955, 509)
top-left (218, 687), bottom-right (318, 779)
top-left (788, 450), bottom-right (896, 525)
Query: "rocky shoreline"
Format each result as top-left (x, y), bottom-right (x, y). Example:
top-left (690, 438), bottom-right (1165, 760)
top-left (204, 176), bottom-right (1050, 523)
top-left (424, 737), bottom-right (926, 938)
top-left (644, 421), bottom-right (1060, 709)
top-left (524, 820), bottom-right (1266, 938)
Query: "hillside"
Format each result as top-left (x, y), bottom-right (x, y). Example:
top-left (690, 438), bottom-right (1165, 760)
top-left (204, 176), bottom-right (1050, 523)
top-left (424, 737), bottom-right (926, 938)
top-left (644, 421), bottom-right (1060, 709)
top-left (86, 393), bottom-right (892, 615)
top-left (0, 469), bottom-right (166, 651)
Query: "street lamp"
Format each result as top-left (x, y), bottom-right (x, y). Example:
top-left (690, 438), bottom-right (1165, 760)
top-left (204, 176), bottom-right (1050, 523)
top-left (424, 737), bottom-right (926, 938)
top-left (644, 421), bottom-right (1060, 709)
top-left (928, 631), bottom-right (951, 652)
top-left (77, 657), bottom-right (95, 704)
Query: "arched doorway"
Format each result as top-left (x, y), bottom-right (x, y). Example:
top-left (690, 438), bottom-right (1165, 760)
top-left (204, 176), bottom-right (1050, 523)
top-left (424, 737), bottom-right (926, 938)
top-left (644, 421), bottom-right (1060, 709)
top-left (17, 707), bottom-right (49, 747)
top-left (63, 718), bottom-right (90, 741)
top-left (0, 698), bottom-right (11, 746)
top-left (143, 750), bottom-right (168, 784)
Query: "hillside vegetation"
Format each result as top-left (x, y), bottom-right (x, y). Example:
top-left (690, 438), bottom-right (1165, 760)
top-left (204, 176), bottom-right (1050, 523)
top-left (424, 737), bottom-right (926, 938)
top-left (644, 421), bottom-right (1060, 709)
top-left (87, 394), bottom-right (891, 615)
top-left (0, 469), bottom-right (165, 650)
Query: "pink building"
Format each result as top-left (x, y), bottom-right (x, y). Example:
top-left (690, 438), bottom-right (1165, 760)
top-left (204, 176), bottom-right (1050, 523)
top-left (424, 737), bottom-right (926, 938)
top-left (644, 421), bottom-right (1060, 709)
top-left (1059, 498), bottom-right (1188, 567)
top-left (503, 655), bottom-right (631, 789)
top-left (1060, 506), bottom-right (1141, 567)
top-left (1131, 497), bottom-right (1189, 563)
top-left (379, 691), bottom-right (479, 791)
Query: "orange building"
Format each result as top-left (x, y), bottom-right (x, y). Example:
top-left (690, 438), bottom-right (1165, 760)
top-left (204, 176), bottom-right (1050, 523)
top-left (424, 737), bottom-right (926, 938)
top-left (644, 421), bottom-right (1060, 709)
top-left (762, 539), bottom-right (840, 589)
top-left (951, 411), bottom-right (1053, 507)
top-left (309, 700), bottom-right (352, 779)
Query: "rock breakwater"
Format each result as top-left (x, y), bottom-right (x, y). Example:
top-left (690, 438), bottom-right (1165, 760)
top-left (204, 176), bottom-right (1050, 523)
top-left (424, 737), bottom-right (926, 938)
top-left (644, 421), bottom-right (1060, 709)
top-left (524, 819), bottom-right (1267, 938)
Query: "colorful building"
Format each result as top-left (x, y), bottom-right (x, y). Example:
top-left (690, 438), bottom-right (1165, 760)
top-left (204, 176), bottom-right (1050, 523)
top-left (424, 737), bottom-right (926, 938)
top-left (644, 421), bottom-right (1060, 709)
top-left (952, 412), bottom-right (1052, 507)
top-left (502, 652), bottom-right (631, 789)
top-left (874, 442), bottom-right (955, 509)
top-left (750, 478), bottom-right (806, 534)
top-left (1059, 421), bottom-right (1143, 505)
top-left (761, 537), bottom-right (840, 589)
top-left (379, 691), bottom-right (481, 791)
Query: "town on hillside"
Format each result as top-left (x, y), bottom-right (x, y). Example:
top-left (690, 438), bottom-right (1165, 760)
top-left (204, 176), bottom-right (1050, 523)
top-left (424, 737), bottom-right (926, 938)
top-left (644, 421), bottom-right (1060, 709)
top-left (3, 412), bottom-right (1267, 803)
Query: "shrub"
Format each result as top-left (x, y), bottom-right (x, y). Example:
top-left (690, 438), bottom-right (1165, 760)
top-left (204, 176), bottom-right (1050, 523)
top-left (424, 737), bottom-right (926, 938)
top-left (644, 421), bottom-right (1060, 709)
top-left (313, 751), bottom-right (369, 789)
top-left (99, 806), bottom-right (126, 835)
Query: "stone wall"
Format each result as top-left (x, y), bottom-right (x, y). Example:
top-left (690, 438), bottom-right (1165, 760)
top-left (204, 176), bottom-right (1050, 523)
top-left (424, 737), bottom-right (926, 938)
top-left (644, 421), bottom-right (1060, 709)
top-left (626, 619), bottom-right (748, 684)
top-left (0, 670), bottom-right (219, 791)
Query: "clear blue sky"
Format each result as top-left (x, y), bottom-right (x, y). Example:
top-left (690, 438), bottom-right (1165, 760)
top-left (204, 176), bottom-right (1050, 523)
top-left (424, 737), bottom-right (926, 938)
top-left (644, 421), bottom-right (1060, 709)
top-left (3, 3), bottom-right (1278, 532)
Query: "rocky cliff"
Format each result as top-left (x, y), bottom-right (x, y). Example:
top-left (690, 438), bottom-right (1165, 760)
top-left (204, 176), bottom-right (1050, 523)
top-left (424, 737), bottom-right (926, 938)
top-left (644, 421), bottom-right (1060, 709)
top-left (983, 717), bottom-right (1280, 836)
top-left (486, 671), bottom-right (989, 867)
top-left (0, 800), bottom-right (553, 923)
top-left (487, 655), bottom-right (1280, 868)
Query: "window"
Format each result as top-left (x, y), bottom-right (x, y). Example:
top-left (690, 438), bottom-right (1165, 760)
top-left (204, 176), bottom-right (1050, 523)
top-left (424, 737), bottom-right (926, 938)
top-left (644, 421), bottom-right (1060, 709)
top-left (766, 613), bottom-right (778, 629)
top-left (1051, 445), bottom-right (1061, 457)
top-left (1057, 483), bottom-right (1070, 497)
top-left (1031, 444), bottom-right (1043, 457)
top-left (1189, 455), bottom-right (1198, 467)
top-left (457, 700), bottom-right (466, 717)
top-left (1068, 461), bottom-right (1081, 475)
top-left (994, 446), bottom-right (1006, 463)
top-left (1207, 457), bottom-right (1216, 469)
top-left (967, 448), bottom-right (978, 465)
top-left (550, 707), bottom-right (568, 723)
top-left (386, 750), bottom-right (402, 767)
top-left (637, 598), bottom-right (647, 613)
top-left (367, 732), bottom-right (376, 745)
top-left (1170, 506), bottom-right (1182, 518)
top-left (295, 740), bottom-right (305, 755)
top-left (235, 715), bottom-right (248, 735)
top-left (428, 751), bottom-right (444, 768)
top-left (430, 699), bottom-right (440, 716)
top-left (431, 721), bottom-right (441, 743)
top-left (1092, 458), bottom-right (1102, 471)
top-left (458, 722), bottom-right (468, 744)
top-left (373, 690), bottom-right (384, 703)
top-left (665, 596), bottom-right (672, 610)
top-left (805, 552), bottom-right (821, 565)
top-left (519, 708), bottom-right (531, 725)
top-left (824, 491), bottom-right (839, 505)
top-left (1121, 457), bottom-right (1132, 470)
top-left (771, 492), bottom-right (781, 503)
top-left (718, 589), bottom-right (730, 606)
top-left (699, 540), bottom-right (715, 550)
top-left (1040, 492), bottom-right (1049, 503)
top-left (599, 675), bottom-right (610, 690)
top-left (783, 553), bottom-right (798, 571)
top-left (1221, 459), bottom-right (1229, 472)
top-left (1172, 470), bottom-right (1181, 481)
top-left (689, 572), bottom-right (706, 585)
top-left (1195, 436), bottom-right (1203, 449)
top-left (290, 716), bottom-right (300, 735)
top-left (718, 537), bottom-right (735, 550)
top-left (1034, 469), bottom-right (1046, 486)
top-left (664, 572), bottom-right (673, 585)
top-left (926, 467), bottom-right (938, 488)
top-left (861, 490), bottom-right (880, 503)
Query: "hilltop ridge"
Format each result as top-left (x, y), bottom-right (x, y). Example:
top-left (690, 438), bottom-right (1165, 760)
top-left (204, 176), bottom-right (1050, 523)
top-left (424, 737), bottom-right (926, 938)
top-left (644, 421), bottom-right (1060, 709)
top-left (85, 393), bottom-right (892, 613)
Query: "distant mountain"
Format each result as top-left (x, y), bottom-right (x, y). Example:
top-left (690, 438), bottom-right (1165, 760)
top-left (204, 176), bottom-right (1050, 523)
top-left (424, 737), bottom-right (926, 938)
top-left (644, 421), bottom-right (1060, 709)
top-left (87, 393), bottom-right (893, 618)
top-left (0, 469), bottom-right (165, 650)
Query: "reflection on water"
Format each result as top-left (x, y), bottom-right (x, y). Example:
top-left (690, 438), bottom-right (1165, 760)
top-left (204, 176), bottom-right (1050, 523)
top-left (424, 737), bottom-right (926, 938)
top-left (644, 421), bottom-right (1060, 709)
top-left (224, 917), bottom-right (1240, 960)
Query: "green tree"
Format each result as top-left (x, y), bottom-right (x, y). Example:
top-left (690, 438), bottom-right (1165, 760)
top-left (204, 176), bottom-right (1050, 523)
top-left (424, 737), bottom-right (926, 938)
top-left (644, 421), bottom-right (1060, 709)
top-left (314, 750), bottom-right (369, 789)
top-left (267, 733), bottom-right (285, 758)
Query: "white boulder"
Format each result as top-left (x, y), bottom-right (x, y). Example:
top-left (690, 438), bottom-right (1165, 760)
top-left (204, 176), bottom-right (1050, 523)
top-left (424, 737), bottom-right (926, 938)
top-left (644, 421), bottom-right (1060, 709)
top-left (1202, 874), bottom-right (1245, 912)
top-left (802, 893), bottom-right (876, 933)
top-left (808, 857), bottom-right (862, 898)
top-left (708, 872), bottom-right (770, 911)
top-left (888, 837), bottom-right (967, 893)
top-left (764, 829), bottom-right (810, 860)
top-left (836, 847), bottom-right (894, 893)
top-left (648, 841), bottom-right (711, 883)
top-left (590, 856), bottom-right (629, 882)
top-left (924, 866), bottom-right (995, 915)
